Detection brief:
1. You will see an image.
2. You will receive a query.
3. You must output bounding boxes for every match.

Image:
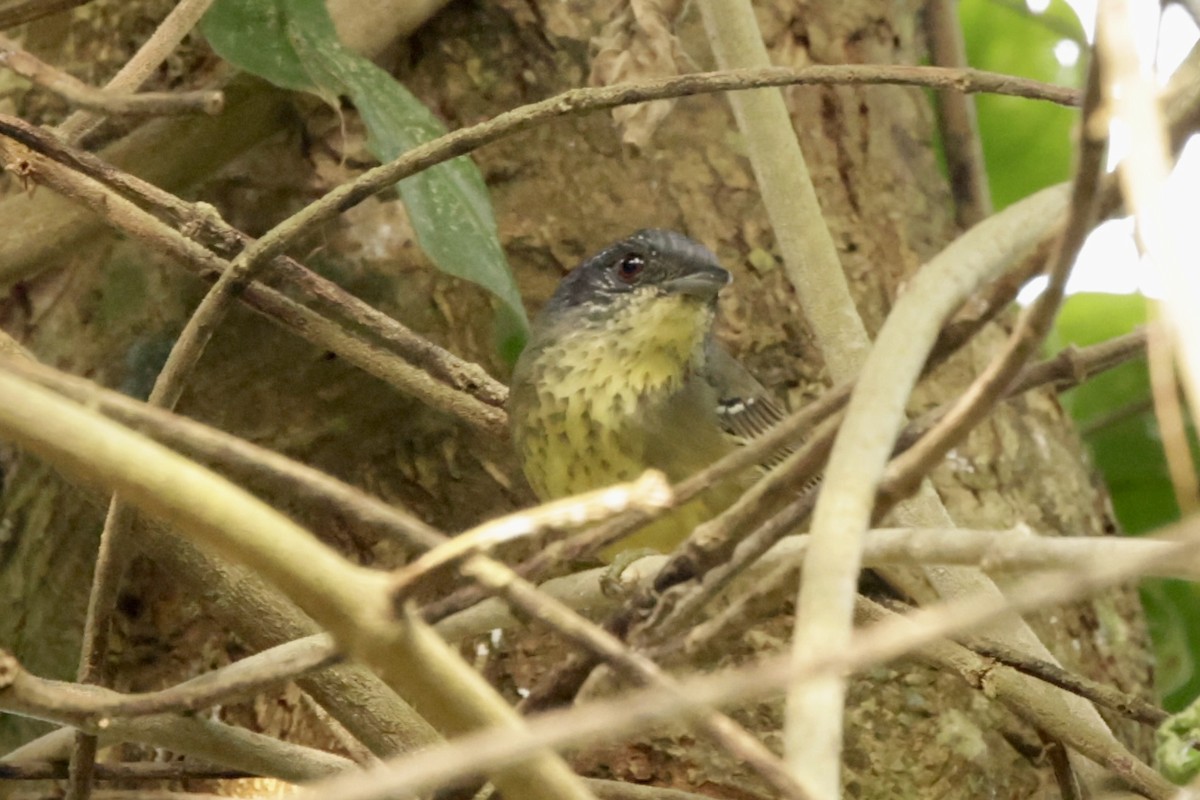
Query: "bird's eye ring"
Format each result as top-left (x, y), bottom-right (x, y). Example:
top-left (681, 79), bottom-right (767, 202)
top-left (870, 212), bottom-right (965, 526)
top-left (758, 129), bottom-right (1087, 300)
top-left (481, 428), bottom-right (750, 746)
top-left (615, 253), bottom-right (645, 283)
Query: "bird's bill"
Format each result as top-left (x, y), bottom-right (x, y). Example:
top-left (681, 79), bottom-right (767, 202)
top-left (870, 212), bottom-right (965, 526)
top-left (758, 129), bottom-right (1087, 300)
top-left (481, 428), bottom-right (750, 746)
top-left (661, 266), bottom-right (731, 299)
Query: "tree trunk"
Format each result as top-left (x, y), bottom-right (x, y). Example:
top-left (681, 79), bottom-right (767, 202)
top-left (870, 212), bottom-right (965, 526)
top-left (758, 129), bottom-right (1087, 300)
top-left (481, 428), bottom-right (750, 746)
top-left (0, 0), bottom-right (1153, 797)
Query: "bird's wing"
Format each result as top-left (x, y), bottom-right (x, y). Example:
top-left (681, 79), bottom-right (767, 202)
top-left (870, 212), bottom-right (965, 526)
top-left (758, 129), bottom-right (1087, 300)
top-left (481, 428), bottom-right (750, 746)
top-left (703, 343), bottom-right (786, 444)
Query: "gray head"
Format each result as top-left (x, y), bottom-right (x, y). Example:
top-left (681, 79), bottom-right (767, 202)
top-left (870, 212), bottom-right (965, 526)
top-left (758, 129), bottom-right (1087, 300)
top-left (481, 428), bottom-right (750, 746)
top-left (543, 229), bottom-right (731, 315)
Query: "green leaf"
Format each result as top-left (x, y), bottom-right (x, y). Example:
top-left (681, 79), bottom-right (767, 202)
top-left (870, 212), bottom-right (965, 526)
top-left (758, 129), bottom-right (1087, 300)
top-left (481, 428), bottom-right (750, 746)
top-left (199, 2), bottom-right (311, 92)
top-left (1145, 580), bottom-right (1200, 710)
top-left (1050, 293), bottom-right (1179, 532)
top-left (1157, 687), bottom-right (1200, 781)
top-left (1052, 292), bottom-right (1200, 707)
top-left (960, 0), bottom-right (1086, 209)
top-left (201, 0), bottom-right (529, 356)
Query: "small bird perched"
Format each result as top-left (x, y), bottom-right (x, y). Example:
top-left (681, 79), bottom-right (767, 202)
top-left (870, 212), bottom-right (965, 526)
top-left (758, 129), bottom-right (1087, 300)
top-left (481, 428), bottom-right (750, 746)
top-left (509, 229), bottom-right (783, 553)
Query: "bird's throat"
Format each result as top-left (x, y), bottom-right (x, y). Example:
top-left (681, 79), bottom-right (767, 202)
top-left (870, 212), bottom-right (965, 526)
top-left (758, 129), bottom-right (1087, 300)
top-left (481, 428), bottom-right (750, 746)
top-left (512, 292), bottom-right (715, 499)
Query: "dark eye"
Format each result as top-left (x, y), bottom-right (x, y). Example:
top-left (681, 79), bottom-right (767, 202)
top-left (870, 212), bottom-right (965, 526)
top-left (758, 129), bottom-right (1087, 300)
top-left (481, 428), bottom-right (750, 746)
top-left (615, 253), bottom-right (645, 283)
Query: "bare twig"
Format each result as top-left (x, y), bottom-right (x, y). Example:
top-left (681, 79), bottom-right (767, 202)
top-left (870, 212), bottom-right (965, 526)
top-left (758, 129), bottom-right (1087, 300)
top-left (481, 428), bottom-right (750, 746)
top-left (293, 512), bottom-right (1200, 800)
top-left (0, 658), bottom-right (355, 782)
top-left (0, 350), bottom-right (801, 792)
top-left (925, 0), bottom-right (992, 226)
top-left (0, 131), bottom-right (508, 435)
top-left (963, 638), bottom-right (1168, 727)
top-left (391, 473), bottom-right (672, 598)
top-left (1042, 733), bottom-right (1085, 800)
top-left (1080, 395), bottom-right (1153, 436)
top-left (784, 185), bottom-right (1071, 794)
top-left (0, 115), bottom-right (506, 410)
top-left (698, 0), bottom-right (867, 384)
top-left (56, 0), bottom-right (221, 142)
top-left (0, 354), bottom-right (448, 554)
top-left (876, 51), bottom-right (1109, 514)
top-left (0, 368), bottom-right (595, 800)
top-left (1144, 320), bottom-right (1199, 511)
top-left (436, 522), bottom-right (1192, 645)
top-left (1098, 0), bottom-right (1200, 498)
top-left (0, 760), bottom-right (250, 781)
top-left (63, 793), bottom-right (230, 800)
top-left (64, 736), bottom-right (98, 800)
top-left (455, 558), bottom-right (814, 800)
top-left (0, 0), bottom-right (96, 28)
top-left (232, 62), bottom-right (1080, 286)
top-left (0, 32), bottom-right (221, 117)
top-left (1, 637), bottom-right (339, 724)
top-left (583, 779), bottom-right (722, 800)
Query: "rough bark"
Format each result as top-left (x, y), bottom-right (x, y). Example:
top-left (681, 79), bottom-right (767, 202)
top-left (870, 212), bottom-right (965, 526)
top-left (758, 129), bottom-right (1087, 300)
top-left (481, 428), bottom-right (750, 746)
top-left (0, 0), bottom-right (1152, 797)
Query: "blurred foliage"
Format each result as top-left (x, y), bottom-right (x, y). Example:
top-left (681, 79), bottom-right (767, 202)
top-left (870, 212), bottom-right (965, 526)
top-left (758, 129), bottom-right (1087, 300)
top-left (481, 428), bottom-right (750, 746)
top-left (960, 0), bottom-right (1086, 209)
top-left (1157, 695), bottom-right (1200, 783)
top-left (201, 0), bottom-right (529, 360)
top-left (964, 0), bottom-right (1200, 710)
top-left (1050, 293), bottom-right (1200, 709)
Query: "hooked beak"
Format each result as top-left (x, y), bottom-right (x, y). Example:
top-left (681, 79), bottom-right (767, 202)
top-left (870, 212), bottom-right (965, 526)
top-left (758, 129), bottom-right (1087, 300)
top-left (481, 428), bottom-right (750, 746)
top-left (661, 265), bottom-right (731, 300)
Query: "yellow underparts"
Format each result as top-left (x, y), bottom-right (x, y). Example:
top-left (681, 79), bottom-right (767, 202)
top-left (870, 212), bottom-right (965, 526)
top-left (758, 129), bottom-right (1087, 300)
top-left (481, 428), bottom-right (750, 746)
top-left (513, 291), bottom-right (738, 554)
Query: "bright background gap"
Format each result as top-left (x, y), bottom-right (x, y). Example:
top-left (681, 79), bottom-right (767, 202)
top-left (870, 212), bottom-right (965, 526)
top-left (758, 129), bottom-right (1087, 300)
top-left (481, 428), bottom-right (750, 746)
top-left (1015, 0), bottom-right (1199, 305)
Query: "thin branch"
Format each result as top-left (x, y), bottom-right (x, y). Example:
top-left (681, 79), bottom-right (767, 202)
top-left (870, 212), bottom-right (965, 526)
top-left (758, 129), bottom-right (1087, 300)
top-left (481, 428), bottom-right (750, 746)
top-left (0, 664), bottom-right (355, 782)
top-left (0, 113), bottom-right (509, 408)
top-left (65, 793), bottom-right (230, 800)
top-left (643, 329), bottom-right (1149, 641)
top-left (0, 348), bottom-right (791, 792)
top-left (0, 131), bottom-right (508, 435)
top-left (57, 0), bottom-right (221, 142)
top-left (634, 419), bottom-right (835, 645)
top-left (1098, 0), bottom-right (1200, 488)
top-left (0, 353), bottom-right (448, 554)
top-left (583, 778), bottom-right (724, 800)
top-left (876, 50), bottom-right (1109, 514)
top-left (455, 558), bottom-right (814, 800)
top-left (70, 491), bottom-right (135, 800)
top-left (0, 32), bottom-right (221, 116)
top-left (432, 523), bottom-right (1199, 645)
top-left (1041, 733), bottom-right (1084, 800)
top-left (925, 0), bottom-right (992, 226)
top-left (1145, 319), bottom-right (1200, 511)
top-left (0, 0), bottom-right (96, 28)
top-left (0, 760), bottom-right (250, 781)
top-left (697, 0), bottom-right (867, 386)
top-left (963, 638), bottom-right (1168, 728)
top-left (0, 367), bottom-right (593, 800)
top-left (65, 736), bottom-right (99, 800)
top-left (784, 185), bottom-right (1071, 792)
top-left (508, 329), bottom-right (1150, 716)
top-left (391, 473), bottom-right (672, 599)
top-left (0, 637), bottom-right (339, 725)
top-left (292, 513), bottom-right (1200, 800)
top-left (230, 63), bottom-right (1080, 285)
top-left (1080, 395), bottom-right (1154, 436)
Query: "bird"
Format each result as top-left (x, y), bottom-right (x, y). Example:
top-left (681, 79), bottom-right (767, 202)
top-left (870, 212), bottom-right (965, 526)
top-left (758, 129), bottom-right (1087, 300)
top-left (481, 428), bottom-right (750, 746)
top-left (508, 229), bottom-right (784, 553)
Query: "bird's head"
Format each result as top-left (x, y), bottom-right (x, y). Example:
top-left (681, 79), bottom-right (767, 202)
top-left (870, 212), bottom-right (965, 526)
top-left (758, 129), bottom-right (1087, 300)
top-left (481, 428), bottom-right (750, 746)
top-left (542, 229), bottom-right (731, 317)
